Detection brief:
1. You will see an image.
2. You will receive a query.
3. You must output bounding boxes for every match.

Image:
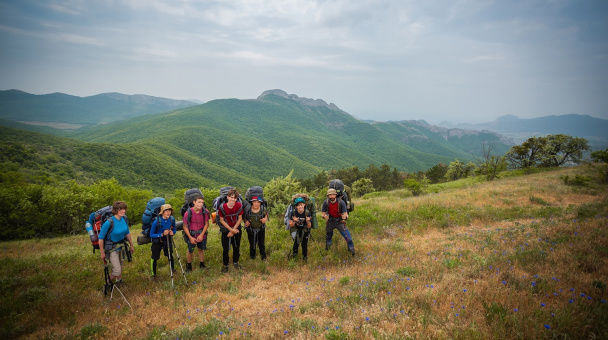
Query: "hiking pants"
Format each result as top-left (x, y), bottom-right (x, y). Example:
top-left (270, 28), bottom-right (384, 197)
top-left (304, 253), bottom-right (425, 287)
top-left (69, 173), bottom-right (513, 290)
top-left (151, 236), bottom-right (174, 275)
top-left (108, 248), bottom-right (124, 277)
top-left (221, 228), bottom-right (242, 266)
top-left (291, 228), bottom-right (310, 258)
top-left (246, 227), bottom-right (266, 260)
top-left (326, 219), bottom-right (354, 251)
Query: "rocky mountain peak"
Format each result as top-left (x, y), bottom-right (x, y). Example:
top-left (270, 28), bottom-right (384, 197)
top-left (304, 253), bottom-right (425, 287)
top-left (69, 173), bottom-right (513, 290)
top-left (257, 89), bottom-right (344, 112)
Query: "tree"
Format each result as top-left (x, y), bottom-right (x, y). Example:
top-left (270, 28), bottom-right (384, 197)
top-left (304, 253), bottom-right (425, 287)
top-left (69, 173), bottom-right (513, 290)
top-left (263, 170), bottom-right (302, 216)
top-left (425, 163), bottom-right (448, 183)
top-left (590, 148), bottom-right (608, 182)
top-left (506, 134), bottom-right (589, 169)
top-left (352, 178), bottom-right (374, 197)
top-left (538, 134), bottom-right (589, 167)
top-left (445, 160), bottom-right (476, 181)
top-left (505, 136), bottom-right (546, 169)
top-left (475, 142), bottom-right (507, 181)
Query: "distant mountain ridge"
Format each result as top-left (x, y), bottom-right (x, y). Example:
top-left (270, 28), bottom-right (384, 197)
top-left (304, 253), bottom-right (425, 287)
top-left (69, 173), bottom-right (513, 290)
top-left (0, 90), bottom-right (511, 191)
top-left (439, 114), bottom-right (608, 149)
top-left (0, 89), bottom-right (199, 125)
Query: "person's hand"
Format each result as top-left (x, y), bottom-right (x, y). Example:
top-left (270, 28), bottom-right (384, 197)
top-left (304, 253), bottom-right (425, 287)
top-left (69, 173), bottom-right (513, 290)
top-left (306, 216), bottom-right (311, 222)
top-left (163, 230), bottom-right (169, 236)
top-left (169, 230), bottom-right (174, 236)
top-left (227, 231), bottom-right (234, 237)
top-left (245, 220), bottom-right (250, 227)
top-left (189, 237), bottom-right (197, 244)
top-left (232, 228), bottom-right (240, 234)
top-left (260, 217), bottom-right (267, 224)
top-left (100, 250), bottom-right (106, 260)
top-left (130, 245), bottom-right (135, 254)
top-left (322, 214), bottom-right (329, 220)
top-left (196, 234), bottom-right (204, 242)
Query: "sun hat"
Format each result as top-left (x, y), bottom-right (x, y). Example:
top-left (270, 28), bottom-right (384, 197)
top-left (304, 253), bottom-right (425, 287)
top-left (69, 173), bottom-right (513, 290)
top-left (159, 204), bottom-right (173, 215)
top-left (327, 188), bottom-right (337, 196)
top-left (294, 197), bottom-right (306, 205)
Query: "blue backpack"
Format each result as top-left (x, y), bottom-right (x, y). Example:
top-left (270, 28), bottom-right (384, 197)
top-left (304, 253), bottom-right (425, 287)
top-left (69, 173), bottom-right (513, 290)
top-left (141, 197), bottom-right (166, 236)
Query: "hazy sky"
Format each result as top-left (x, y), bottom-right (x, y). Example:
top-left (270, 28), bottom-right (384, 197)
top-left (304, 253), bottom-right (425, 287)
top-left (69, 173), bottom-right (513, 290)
top-left (1, 0), bottom-right (607, 124)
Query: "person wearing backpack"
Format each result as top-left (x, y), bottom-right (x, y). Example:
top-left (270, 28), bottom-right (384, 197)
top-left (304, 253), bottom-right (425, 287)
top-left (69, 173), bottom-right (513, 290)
top-left (288, 197), bottom-right (312, 262)
top-left (218, 188), bottom-right (243, 273)
top-left (149, 204), bottom-right (176, 279)
top-left (244, 196), bottom-right (268, 261)
top-left (183, 195), bottom-right (210, 272)
top-left (322, 188), bottom-right (355, 256)
top-left (98, 201), bottom-right (134, 286)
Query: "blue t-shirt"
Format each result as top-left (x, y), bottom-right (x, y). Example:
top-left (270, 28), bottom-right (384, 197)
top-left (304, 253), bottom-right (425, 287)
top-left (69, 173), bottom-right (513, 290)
top-left (99, 216), bottom-right (130, 242)
top-left (150, 216), bottom-right (175, 239)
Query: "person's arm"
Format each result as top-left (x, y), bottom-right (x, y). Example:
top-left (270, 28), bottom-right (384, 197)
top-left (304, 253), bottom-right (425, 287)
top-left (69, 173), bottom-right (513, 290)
top-left (98, 220), bottom-right (110, 259)
top-left (150, 219), bottom-right (161, 239)
top-left (321, 200), bottom-right (329, 220)
top-left (306, 212), bottom-right (312, 229)
top-left (340, 200), bottom-right (348, 220)
top-left (126, 233), bottom-right (134, 254)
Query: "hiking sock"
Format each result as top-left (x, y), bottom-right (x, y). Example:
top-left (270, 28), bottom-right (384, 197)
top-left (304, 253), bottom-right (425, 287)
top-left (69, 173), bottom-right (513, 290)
top-left (186, 262), bottom-right (192, 272)
top-left (151, 259), bottom-right (157, 276)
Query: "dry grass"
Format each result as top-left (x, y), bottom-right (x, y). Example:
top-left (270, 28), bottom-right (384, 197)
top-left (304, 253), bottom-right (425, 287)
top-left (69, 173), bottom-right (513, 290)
top-left (1, 165), bottom-right (607, 339)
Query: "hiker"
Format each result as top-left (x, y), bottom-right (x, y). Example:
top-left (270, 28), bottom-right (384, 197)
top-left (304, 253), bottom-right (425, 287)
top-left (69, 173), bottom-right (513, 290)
top-left (218, 188), bottom-right (243, 272)
top-left (98, 201), bottom-right (134, 285)
top-left (244, 196), bottom-right (268, 261)
top-left (149, 204), bottom-right (176, 279)
top-left (289, 197), bottom-right (312, 261)
top-left (183, 195), bottom-right (210, 272)
top-left (322, 188), bottom-right (355, 256)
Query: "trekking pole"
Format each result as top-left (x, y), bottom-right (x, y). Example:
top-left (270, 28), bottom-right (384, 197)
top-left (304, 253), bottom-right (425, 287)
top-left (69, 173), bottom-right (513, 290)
top-left (103, 259), bottom-right (112, 297)
top-left (103, 259), bottom-right (133, 310)
top-left (170, 235), bottom-right (188, 285)
top-left (166, 235), bottom-right (175, 289)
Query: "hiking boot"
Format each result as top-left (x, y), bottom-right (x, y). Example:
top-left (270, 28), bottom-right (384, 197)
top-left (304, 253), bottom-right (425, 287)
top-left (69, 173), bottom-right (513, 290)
top-left (303, 256), bottom-right (308, 263)
top-left (152, 275), bottom-right (158, 281)
top-left (233, 263), bottom-right (243, 270)
top-left (221, 266), bottom-right (229, 273)
top-left (349, 247), bottom-right (355, 256)
top-left (199, 262), bottom-right (206, 269)
top-left (186, 263), bottom-right (192, 272)
top-left (114, 279), bottom-right (124, 287)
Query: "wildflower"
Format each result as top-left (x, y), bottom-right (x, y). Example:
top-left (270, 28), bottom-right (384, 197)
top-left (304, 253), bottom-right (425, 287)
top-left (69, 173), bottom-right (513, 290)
top-left (544, 325), bottom-right (551, 329)
top-left (541, 303), bottom-right (545, 307)
top-left (463, 289), bottom-right (467, 292)
top-left (514, 308), bottom-right (518, 312)
top-left (365, 317), bottom-right (370, 321)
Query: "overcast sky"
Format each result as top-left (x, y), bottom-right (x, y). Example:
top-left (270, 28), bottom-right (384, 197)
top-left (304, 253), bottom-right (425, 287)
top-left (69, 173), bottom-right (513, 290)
top-left (1, 0), bottom-right (606, 124)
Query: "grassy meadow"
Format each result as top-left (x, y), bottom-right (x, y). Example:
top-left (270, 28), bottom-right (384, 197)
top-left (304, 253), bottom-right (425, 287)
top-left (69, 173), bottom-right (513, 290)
top-left (1, 165), bottom-right (607, 339)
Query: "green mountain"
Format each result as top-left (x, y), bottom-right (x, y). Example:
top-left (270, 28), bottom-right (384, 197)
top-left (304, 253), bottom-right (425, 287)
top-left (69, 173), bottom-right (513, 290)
top-left (0, 89), bottom-right (198, 125)
top-left (1, 89), bottom-right (510, 192)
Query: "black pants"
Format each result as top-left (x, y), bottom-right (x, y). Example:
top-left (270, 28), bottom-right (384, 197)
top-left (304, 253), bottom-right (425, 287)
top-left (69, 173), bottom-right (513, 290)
top-left (247, 227), bottom-right (266, 260)
top-left (151, 236), bottom-right (174, 275)
top-left (221, 228), bottom-right (242, 266)
top-left (292, 228), bottom-right (309, 258)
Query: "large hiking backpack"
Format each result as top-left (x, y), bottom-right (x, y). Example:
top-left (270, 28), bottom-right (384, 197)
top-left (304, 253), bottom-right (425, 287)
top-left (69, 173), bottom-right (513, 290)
top-left (242, 185), bottom-right (268, 217)
top-left (180, 188), bottom-right (207, 218)
top-left (329, 179), bottom-right (355, 212)
top-left (283, 193), bottom-right (318, 230)
top-left (85, 205), bottom-right (117, 253)
top-left (141, 197), bottom-right (166, 236)
top-left (212, 186), bottom-right (243, 225)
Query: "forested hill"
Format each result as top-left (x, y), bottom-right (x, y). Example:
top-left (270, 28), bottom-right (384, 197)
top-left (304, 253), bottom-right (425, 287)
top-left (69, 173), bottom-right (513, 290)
top-left (1, 90), bottom-right (510, 192)
top-left (0, 89), bottom-right (198, 125)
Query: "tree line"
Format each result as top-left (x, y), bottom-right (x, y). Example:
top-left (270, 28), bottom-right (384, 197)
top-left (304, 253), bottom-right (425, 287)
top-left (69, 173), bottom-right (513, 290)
top-left (1, 134), bottom-right (603, 241)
